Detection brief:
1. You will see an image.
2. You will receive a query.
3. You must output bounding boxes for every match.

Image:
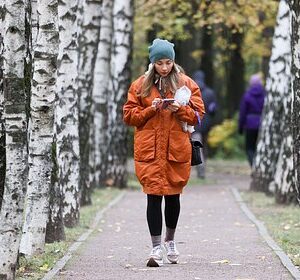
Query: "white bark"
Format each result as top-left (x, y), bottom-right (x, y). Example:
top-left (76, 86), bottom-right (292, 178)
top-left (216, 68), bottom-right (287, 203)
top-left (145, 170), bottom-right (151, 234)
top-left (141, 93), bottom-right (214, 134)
top-left (271, 1), bottom-right (297, 203)
top-left (92, 0), bottom-right (113, 185)
top-left (290, 0), bottom-right (300, 203)
top-left (56, 0), bottom-right (80, 227)
top-left (19, 0), bottom-right (58, 256)
top-left (0, 0), bottom-right (27, 278)
top-left (78, 0), bottom-right (102, 204)
top-left (251, 0), bottom-right (291, 193)
top-left (0, 0), bottom-right (5, 209)
top-left (31, 0), bottom-right (38, 50)
top-left (105, 0), bottom-right (133, 187)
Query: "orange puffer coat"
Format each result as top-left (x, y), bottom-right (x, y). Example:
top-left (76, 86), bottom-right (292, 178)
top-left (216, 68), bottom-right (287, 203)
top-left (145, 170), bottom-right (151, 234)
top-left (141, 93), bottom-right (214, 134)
top-left (123, 73), bottom-right (205, 195)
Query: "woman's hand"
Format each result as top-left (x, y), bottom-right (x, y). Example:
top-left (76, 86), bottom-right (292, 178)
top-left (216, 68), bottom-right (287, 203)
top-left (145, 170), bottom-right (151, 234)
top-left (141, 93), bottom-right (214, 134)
top-left (167, 100), bottom-right (180, 112)
top-left (151, 98), bottom-right (162, 110)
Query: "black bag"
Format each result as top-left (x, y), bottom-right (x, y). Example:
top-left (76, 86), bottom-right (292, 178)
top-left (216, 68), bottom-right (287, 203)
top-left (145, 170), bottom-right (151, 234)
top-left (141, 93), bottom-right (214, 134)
top-left (190, 132), bottom-right (203, 166)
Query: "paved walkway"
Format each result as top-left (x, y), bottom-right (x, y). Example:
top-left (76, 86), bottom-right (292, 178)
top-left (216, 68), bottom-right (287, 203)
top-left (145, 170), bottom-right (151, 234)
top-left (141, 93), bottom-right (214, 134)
top-left (54, 163), bottom-right (294, 280)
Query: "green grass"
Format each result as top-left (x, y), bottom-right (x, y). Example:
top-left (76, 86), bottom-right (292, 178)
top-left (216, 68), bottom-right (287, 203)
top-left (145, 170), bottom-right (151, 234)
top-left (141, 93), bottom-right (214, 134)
top-left (16, 187), bottom-right (121, 280)
top-left (241, 190), bottom-right (300, 267)
top-left (188, 176), bottom-right (216, 186)
top-left (127, 173), bottom-right (141, 191)
top-left (206, 158), bottom-right (251, 176)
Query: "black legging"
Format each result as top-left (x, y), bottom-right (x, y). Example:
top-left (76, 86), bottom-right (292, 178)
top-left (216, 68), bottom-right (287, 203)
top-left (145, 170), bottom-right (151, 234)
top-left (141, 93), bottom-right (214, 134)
top-left (245, 129), bottom-right (259, 166)
top-left (146, 194), bottom-right (180, 236)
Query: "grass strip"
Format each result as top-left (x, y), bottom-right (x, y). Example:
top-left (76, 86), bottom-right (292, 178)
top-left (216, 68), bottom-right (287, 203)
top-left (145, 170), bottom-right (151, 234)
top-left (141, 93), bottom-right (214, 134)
top-left (17, 187), bottom-right (121, 280)
top-left (241, 190), bottom-right (300, 268)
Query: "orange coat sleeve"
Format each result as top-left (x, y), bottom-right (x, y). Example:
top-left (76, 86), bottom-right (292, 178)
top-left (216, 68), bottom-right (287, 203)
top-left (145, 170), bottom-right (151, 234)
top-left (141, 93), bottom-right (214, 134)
top-left (123, 81), bottom-right (156, 127)
top-left (175, 78), bottom-right (205, 125)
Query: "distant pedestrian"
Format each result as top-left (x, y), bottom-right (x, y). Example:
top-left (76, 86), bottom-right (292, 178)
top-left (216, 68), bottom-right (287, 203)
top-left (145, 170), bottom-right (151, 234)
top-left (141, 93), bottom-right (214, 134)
top-left (238, 73), bottom-right (266, 166)
top-left (192, 70), bottom-right (218, 179)
top-left (123, 38), bottom-right (205, 267)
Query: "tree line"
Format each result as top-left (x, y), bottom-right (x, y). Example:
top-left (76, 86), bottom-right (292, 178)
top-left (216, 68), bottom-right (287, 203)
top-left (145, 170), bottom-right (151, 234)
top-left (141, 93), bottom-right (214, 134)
top-left (0, 0), bottom-right (133, 279)
top-left (251, 0), bottom-right (300, 204)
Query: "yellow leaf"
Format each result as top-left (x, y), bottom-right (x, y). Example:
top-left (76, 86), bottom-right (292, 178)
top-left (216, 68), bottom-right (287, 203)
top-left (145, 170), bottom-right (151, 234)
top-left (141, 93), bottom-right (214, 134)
top-left (211, 259), bottom-right (230, 264)
top-left (18, 267), bottom-right (26, 273)
top-left (284, 224), bottom-right (291, 230)
top-left (39, 264), bottom-right (49, 272)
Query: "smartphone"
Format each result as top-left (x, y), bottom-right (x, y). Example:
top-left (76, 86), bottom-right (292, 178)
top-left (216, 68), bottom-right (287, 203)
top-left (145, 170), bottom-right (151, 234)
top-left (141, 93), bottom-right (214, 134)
top-left (161, 98), bottom-right (175, 109)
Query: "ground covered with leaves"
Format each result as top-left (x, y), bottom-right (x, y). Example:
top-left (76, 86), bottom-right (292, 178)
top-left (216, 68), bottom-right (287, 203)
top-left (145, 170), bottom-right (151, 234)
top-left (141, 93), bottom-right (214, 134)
top-left (242, 190), bottom-right (300, 268)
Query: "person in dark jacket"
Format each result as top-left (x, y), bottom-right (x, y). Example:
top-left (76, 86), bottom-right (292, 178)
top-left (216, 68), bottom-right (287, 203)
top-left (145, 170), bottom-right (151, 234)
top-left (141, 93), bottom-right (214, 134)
top-left (239, 73), bottom-right (266, 166)
top-left (192, 70), bottom-right (218, 178)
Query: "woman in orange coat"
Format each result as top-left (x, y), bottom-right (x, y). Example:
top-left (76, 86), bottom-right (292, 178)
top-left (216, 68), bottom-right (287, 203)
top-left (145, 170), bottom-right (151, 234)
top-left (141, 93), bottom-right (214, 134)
top-left (123, 38), bottom-right (205, 267)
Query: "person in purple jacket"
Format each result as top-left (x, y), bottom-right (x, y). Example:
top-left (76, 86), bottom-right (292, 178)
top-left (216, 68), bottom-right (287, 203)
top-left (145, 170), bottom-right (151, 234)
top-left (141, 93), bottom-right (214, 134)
top-left (239, 73), bottom-right (266, 166)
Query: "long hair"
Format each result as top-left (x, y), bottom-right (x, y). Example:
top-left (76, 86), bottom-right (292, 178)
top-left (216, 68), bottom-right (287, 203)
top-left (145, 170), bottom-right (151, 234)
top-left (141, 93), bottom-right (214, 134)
top-left (139, 63), bottom-right (185, 98)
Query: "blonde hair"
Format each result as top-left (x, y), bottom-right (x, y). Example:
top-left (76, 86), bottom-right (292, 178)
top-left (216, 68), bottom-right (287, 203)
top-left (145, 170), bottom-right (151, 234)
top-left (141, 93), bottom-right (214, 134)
top-left (139, 63), bottom-right (185, 98)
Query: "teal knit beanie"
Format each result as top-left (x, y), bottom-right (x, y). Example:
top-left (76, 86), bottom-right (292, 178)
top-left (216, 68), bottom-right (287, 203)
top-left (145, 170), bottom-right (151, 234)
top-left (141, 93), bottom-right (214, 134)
top-left (148, 38), bottom-right (175, 63)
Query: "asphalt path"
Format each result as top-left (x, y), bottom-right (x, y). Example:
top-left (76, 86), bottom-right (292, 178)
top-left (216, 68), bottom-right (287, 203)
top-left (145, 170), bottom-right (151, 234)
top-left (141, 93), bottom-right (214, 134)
top-left (52, 162), bottom-right (296, 280)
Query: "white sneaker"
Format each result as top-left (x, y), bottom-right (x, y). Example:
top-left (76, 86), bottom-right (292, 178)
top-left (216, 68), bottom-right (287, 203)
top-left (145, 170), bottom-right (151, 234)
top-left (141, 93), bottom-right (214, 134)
top-left (164, 240), bottom-right (179, 264)
top-left (146, 245), bottom-right (163, 267)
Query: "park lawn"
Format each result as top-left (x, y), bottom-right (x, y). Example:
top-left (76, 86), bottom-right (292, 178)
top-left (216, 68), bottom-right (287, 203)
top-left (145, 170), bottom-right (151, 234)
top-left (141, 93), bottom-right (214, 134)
top-left (241, 190), bottom-right (300, 268)
top-left (16, 187), bottom-right (121, 280)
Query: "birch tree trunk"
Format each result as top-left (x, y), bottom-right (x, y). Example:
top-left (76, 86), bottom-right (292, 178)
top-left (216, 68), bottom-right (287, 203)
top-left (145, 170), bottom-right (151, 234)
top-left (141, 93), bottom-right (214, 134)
top-left (0, 2), bottom-right (5, 210)
top-left (0, 0), bottom-right (28, 277)
top-left (19, 0), bottom-right (59, 256)
top-left (92, 0), bottom-right (113, 186)
top-left (250, 0), bottom-right (290, 193)
top-left (105, 0), bottom-right (133, 188)
top-left (56, 0), bottom-right (80, 227)
top-left (290, 0), bottom-right (300, 203)
top-left (271, 2), bottom-right (297, 204)
top-left (31, 0), bottom-right (38, 48)
top-left (45, 151), bottom-right (66, 243)
top-left (78, 0), bottom-right (102, 205)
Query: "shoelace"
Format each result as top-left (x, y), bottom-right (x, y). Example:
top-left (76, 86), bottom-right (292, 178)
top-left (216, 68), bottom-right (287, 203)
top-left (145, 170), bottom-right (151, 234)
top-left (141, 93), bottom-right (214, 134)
top-left (151, 246), bottom-right (161, 255)
top-left (168, 241), bottom-right (175, 252)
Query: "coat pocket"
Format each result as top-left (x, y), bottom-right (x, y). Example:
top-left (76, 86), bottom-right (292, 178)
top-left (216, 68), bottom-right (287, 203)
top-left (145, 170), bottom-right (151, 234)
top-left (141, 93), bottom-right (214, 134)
top-left (134, 130), bottom-right (156, 162)
top-left (168, 131), bottom-right (191, 163)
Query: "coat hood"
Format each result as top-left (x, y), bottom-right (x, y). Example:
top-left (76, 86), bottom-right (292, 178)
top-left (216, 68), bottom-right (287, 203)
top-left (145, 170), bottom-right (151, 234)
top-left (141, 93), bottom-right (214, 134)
top-left (246, 84), bottom-right (265, 96)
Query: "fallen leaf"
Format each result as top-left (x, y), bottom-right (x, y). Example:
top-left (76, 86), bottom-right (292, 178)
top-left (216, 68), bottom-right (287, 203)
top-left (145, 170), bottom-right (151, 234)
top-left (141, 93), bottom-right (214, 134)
top-left (18, 267), bottom-right (25, 273)
top-left (39, 264), bottom-right (50, 272)
top-left (284, 224), bottom-right (291, 230)
top-left (211, 259), bottom-right (230, 264)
